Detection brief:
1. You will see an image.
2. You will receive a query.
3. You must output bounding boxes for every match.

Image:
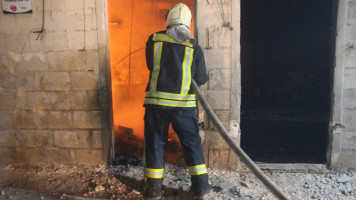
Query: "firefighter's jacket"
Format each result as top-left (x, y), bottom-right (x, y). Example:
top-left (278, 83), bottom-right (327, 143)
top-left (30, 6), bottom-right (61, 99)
top-left (144, 31), bottom-right (209, 109)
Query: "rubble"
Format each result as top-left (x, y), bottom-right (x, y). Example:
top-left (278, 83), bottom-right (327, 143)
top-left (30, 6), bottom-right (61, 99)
top-left (0, 163), bottom-right (355, 199)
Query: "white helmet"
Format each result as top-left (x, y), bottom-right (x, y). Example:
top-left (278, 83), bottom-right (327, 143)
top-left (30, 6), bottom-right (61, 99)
top-left (166, 3), bottom-right (192, 28)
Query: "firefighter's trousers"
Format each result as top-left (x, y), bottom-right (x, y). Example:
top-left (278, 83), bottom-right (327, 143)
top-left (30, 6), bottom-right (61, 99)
top-left (143, 107), bottom-right (209, 196)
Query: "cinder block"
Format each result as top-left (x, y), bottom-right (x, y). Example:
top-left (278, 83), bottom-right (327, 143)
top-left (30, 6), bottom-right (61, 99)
top-left (206, 90), bottom-right (231, 109)
top-left (35, 72), bottom-right (70, 90)
top-left (67, 31), bottom-right (85, 50)
top-left (0, 72), bottom-right (15, 89)
top-left (207, 148), bottom-right (230, 170)
top-left (16, 91), bottom-right (52, 110)
top-left (71, 72), bottom-right (99, 90)
top-left (1, 13), bottom-right (42, 34)
top-left (85, 7), bottom-right (97, 31)
top-left (204, 48), bottom-right (232, 69)
top-left (0, 14), bottom-right (14, 34)
top-left (348, 1), bottom-right (356, 26)
top-left (54, 130), bottom-right (102, 148)
top-left (0, 54), bottom-right (14, 73)
top-left (15, 72), bottom-right (35, 90)
top-left (341, 131), bottom-right (356, 151)
top-left (208, 68), bottom-right (231, 90)
top-left (0, 34), bottom-right (6, 54)
top-left (0, 147), bottom-right (16, 164)
top-left (0, 111), bottom-right (16, 129)
top-left (46, 51), bottom-right (86, 71)
top-left (14, 52), bottom-right (47, 72)
top-left (205, 4), bottom-right (225, 27)
top-left (0, 147), bottom-right (75, 165)
top-left (99, 90), bottom-right (109, 110)
top-left (87, 50), bottom-right (100, 71)
top-left (17, 130), bottom-right (54, 147)
top-left (209, 110), bottom-right (231, 130)
top-left (345, 49), bottom-right (356, 68)
top-left (73, 111), bottom-right (101, 128)
top-left (70, 91), bottom-right (100, 110)
top-left (17, 111), bottom-right (73, 129)
top-left (16, 111), bottom-right (40, 129)
top-left (0, 32), bottom-right (31, 54)
top-left (85, 31), bottom-right (99, 50)
top-left (45, 11), bottom-right (84, 32)
top-left (86, 0), bottom-right (96, 9)
top-left (0, 90), bottom-right (15, 110)
top-left (42, 111), bottom-right (73, 129)
top-left (334, 150), bottom-right (356, 169)
top-left (343, 68), bottom-right (356, 89)
top-left (17, 148), bottom-right (76, 165)
top-left (228, 148), bottom-right (239, 170)
top-left (206, 130), bottom-right (229, 149)
top-left (206, 27), bottom-right (232, 48)
top-left (28, 32), bottom-right (68, 52)
top-left (45, 0), bottom-right (84, 12)
top-left (344, 89), bottom-right (356, 109)
top-left (346, 26), bottom-right (356, 48)
top-left (343, 109), bottom-right (356, 131)
top-left (0, 130), bottom-right (19, 147)
top-left (51, 91), bottom-right (72, 110)
top-left (76, 149), bottom-right (104, 165)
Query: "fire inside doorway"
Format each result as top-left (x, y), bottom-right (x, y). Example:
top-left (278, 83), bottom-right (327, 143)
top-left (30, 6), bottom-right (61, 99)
top-left (241, 0), bottom-right (336, 163)
top-left (108, 0), bottom-right (195, 163)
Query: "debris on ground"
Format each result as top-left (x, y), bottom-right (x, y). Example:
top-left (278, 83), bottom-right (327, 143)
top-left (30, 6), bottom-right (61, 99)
top-left (0, 163), bottom-right (355, 200)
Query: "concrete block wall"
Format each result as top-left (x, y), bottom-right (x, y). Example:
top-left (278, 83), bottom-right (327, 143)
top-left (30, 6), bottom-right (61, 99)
top-left (329, 0), bottom-right (356, 169)
top-left (196, 0), bottom-right (241, 171)
top-left (0, 0), bottom-right (111, 166)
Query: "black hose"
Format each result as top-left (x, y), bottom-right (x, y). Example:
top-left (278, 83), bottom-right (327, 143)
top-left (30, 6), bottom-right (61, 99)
top-left (192, 80), bottom-right (290, 200)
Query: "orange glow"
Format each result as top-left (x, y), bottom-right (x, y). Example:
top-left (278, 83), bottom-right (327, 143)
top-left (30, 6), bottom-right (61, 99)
top-left (108, 0), bottom-right (194, 140)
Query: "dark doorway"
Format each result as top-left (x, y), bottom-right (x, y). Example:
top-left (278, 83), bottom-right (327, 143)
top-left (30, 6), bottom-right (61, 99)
top-left (240, 0), bottom-right (336, 163)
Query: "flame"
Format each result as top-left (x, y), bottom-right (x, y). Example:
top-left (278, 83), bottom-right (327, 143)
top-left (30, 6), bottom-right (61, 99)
top-left (108, 0), bottom-right (194, 140)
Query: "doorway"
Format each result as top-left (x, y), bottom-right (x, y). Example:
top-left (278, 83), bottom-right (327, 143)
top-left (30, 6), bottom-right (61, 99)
top-left (240, 0), bottom-right (336, 163)
top-left (108, 0), bottom-right (194, 161)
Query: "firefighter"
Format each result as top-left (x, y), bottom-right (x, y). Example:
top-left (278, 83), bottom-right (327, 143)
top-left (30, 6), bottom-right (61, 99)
top-left (142, 2), bottom-right (211, 199)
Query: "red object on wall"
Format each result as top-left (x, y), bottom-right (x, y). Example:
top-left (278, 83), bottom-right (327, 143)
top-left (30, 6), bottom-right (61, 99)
top-left (10, 5), bottom-right (17, 11)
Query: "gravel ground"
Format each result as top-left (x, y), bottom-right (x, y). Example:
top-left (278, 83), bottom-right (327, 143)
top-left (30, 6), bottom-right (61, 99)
top-left (0, 163), bottom-right (355, 200)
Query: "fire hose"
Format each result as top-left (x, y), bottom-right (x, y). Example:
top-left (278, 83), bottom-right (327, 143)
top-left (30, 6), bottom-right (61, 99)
top-left (192, 80), bottom-right (290, 200)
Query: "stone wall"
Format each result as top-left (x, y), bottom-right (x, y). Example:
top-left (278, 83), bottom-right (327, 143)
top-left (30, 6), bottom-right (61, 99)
top-left (329, 0), bottom-right (356, 169)
top-left (0, 0), bottom-right (111, 165)
top-left (196, 0), bottom-right (241, 170)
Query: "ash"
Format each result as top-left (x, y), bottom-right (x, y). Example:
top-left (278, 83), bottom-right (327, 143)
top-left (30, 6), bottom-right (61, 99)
top-left (0, 163), bottom-right (355, 200)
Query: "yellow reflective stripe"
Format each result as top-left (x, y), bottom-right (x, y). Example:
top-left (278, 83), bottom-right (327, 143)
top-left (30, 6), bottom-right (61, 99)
top-left (188, 164), bottom-right (206, 170)
top-left (144, 98), bottom-right (196, 107)
top-left (190, 170), bottom-right (208, 176)
top-left (145, 168), bottom-right (164, 172)
top-left (153, 33), bottom-right (193, 47)
top-left (188, 164), bottom-right (208, 176)
top-left (150, 42), bottom-right (163, 91)
top-left (181, 46), bottom-right (194, 95)
top-left (146, 91), bottom-right (196, 100)
top-left (145, 168), bottom-right (164, 179)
